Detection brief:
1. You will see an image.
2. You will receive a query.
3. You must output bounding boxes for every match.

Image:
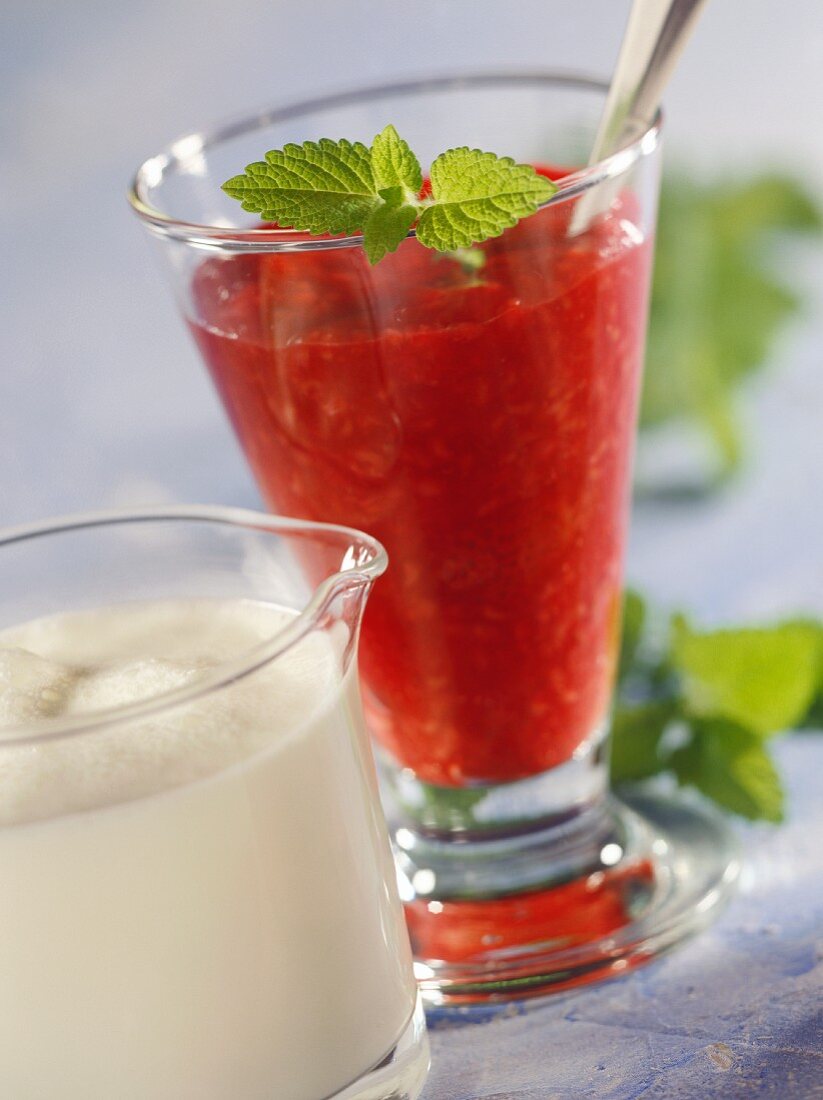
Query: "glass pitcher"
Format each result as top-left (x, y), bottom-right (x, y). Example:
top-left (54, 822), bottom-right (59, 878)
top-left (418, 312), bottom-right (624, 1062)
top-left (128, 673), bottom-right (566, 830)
top-left (0, 506), bottom-right (428, 1098)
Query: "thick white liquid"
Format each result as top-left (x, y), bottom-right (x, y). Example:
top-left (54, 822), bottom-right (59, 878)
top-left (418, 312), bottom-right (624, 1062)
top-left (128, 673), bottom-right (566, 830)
top-left (0, 600), bottom-right (416, 1100)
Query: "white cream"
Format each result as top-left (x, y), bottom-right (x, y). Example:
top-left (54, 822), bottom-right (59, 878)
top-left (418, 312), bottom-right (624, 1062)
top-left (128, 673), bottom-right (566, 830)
top-left (0, 600), bottom-right (416, 1100)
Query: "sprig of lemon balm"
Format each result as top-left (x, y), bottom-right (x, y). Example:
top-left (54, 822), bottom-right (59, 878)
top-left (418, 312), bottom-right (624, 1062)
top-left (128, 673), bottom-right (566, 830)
top-left (221, 124), bottom-right (557, 264)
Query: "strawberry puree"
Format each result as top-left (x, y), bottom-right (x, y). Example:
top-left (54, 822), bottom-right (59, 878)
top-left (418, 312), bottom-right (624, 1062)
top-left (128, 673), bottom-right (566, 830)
top-left (190, 186), bottom-right (652, 786)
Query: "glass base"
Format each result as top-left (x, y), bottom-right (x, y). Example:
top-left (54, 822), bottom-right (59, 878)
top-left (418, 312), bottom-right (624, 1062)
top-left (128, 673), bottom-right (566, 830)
top-left (400, 792), bottom-right (740, 1007)
top-left (329, 996), bottom-right (429, 1100)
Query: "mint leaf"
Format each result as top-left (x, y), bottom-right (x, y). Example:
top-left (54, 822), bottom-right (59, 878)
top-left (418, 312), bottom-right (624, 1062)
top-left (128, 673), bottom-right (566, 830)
top-left (222, 137), bottom-right (378, 235)
top-left (417, 148), bottom-right (556, 251)
top-left (370, 124), bottom-right (422, 199)
top-left (642, 172), bottom-right (822, 480)
top-left (363, 202), bottom-right (417, 264)
top-left (672, 617), bottom-right (820, 736)
top-left (670, 720), bottom-right (785, 822)
top-left (610, 701), bottom-right (673, 783)
top-left (719, 174), bottom-right (823, 239)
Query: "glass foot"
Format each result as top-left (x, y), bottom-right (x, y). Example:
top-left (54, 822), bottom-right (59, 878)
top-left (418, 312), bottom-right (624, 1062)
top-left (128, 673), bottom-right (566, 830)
top-left (329, 996), bottom-right (429, 1100)
top-left (403, 792), bottom-right (741, 1007)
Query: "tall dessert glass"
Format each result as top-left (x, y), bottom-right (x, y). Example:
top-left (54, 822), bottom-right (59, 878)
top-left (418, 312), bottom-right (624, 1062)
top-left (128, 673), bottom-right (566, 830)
top-left (0, 507), bottom-right (428, 1098)
top-left (130, 74), bottom-right (739, 1003)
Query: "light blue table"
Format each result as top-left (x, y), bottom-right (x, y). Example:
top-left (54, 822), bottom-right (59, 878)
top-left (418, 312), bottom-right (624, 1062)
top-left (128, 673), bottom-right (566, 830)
top-left (3, 3), bottom-right (822, 1096)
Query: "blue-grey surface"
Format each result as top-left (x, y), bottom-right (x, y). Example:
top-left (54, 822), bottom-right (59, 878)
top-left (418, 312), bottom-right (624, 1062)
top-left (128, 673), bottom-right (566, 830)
top-left (3, 2), bottom-right (822, 1097)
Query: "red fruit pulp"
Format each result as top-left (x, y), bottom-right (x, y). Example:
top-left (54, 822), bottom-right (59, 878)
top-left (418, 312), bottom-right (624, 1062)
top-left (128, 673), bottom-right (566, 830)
top-left (405, 857), bottom-right (656, 968)
top-left (190, 182), bottom-right (652, 786)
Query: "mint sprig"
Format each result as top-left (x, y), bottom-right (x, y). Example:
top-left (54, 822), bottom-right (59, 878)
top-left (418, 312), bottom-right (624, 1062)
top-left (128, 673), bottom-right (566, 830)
top-left (222, 124), bottom-right (557, 263)
top-left (613, 591), bottom-right (823, 822)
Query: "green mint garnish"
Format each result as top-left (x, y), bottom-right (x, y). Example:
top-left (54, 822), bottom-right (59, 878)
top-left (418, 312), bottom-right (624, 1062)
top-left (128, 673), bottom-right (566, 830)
top-left (221, 124), bottom-right (557, 264)
top-left (612, 590), bottom-right (823, 823)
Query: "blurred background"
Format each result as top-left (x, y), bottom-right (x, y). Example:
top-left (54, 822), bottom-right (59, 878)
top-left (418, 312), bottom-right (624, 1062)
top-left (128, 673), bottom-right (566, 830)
top-left (2, 0), bottom-right (822, 620)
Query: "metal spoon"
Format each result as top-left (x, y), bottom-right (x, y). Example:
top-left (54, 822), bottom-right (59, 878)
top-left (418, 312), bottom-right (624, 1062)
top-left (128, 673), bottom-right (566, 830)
top-left (591, 0), bottom-right (709, 162)
top-left (570, 0), bottom-right (709, 233)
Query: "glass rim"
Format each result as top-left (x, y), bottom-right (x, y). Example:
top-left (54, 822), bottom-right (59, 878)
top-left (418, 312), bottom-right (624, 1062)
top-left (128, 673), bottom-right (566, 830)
top-left (0, 504), bottom-right (387, 749)
top-left (128, 69), bottom-right (663, 252)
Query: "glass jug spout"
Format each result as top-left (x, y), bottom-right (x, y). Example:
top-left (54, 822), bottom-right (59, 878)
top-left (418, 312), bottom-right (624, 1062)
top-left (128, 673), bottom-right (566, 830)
top-left (279, 512), bottom-right (389, 676)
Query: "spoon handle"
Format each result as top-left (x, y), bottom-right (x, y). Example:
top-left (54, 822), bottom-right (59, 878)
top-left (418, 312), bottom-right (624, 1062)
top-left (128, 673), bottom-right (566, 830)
top-left (569, 0), bottom-right (708, 236)
top-left (590, 0), bottom-right (709, 164)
